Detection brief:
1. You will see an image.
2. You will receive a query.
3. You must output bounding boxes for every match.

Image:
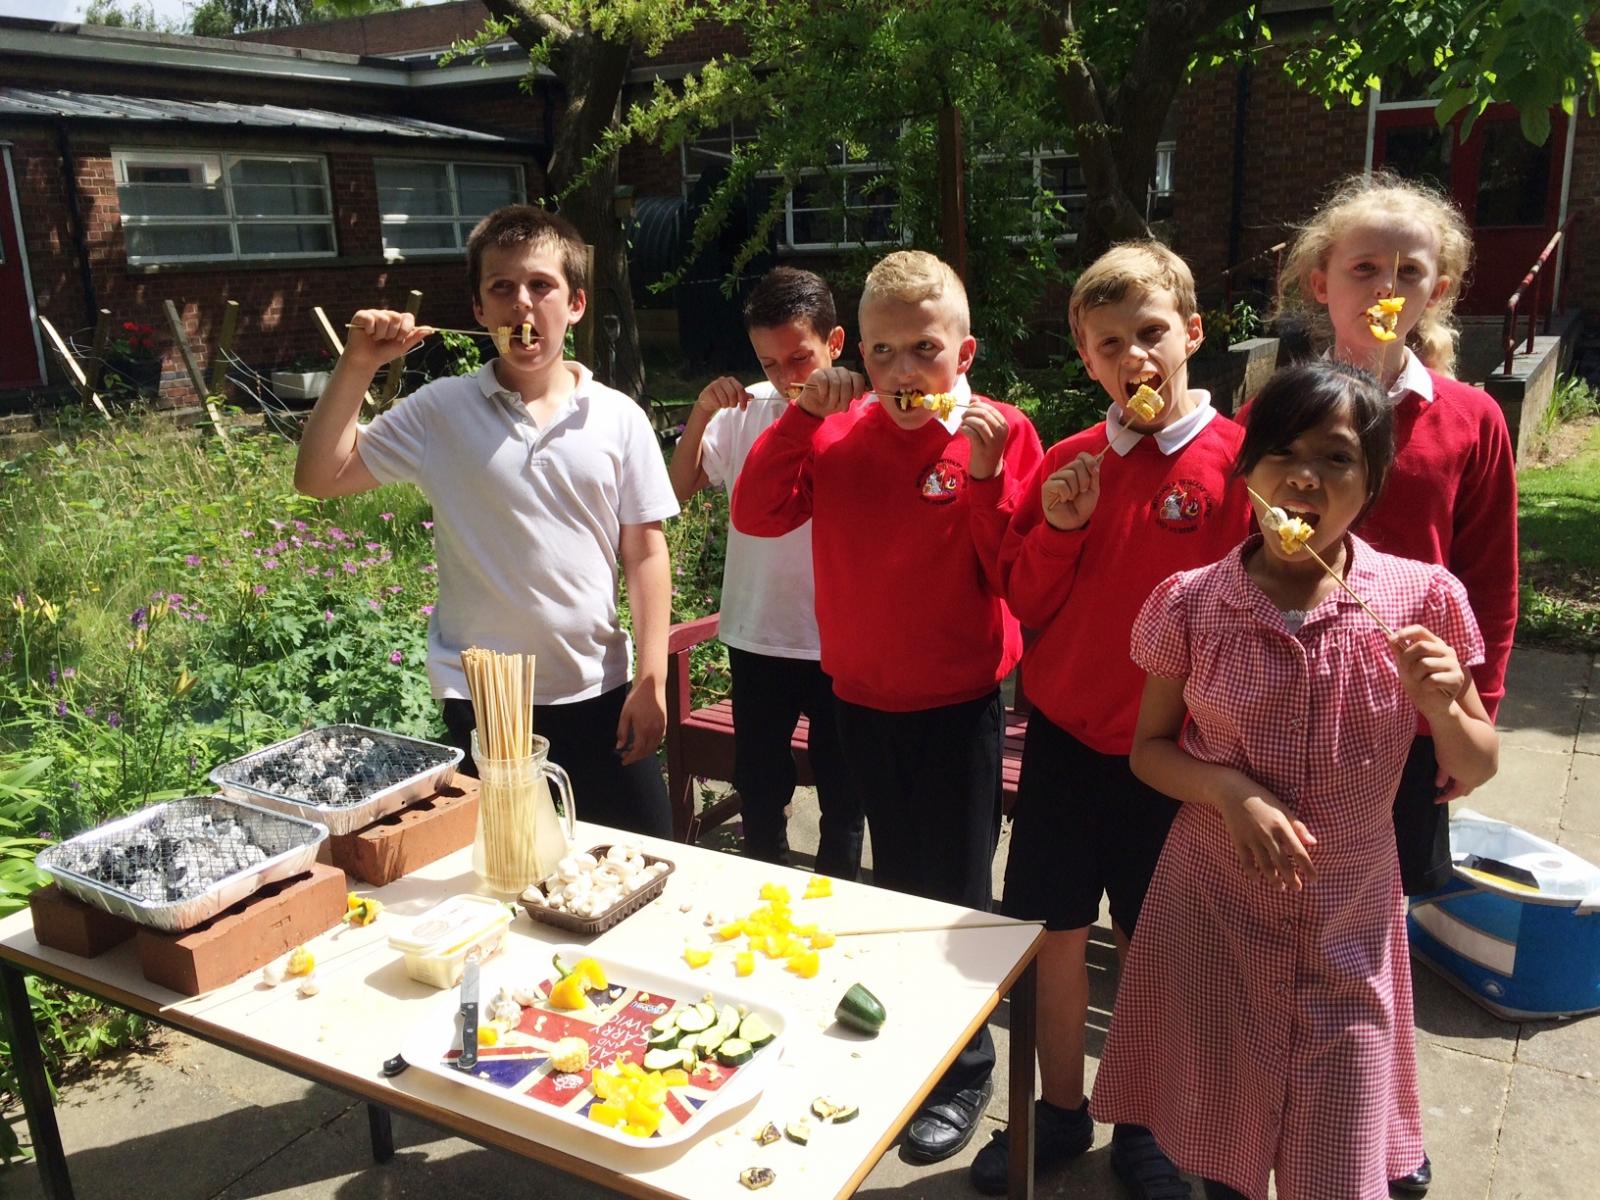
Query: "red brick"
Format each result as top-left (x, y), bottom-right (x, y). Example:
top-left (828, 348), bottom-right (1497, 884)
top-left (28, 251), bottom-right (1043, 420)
top-left (29, 884), bottom-right (137, 958)
top-left (325, 777), bottom-right (479, 886)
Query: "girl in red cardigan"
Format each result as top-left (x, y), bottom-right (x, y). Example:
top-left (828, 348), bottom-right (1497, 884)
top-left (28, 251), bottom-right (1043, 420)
top-left (1274, 171), bottom-right (1519, 1196)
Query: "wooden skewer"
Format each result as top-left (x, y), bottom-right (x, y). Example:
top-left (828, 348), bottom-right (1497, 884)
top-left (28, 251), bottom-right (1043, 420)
top-left (1045, 338), bottom-right (1207, 510)
top-left (346, 323), bottom-right (505, 338)
top-left (1246, 486), bottom-right (1395, 636)
top-left (831, 918), bottom-right (1042, 937)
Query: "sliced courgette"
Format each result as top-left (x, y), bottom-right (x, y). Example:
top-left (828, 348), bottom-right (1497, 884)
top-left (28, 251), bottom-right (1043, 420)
top-left (785, 1117), bottom-right (812, 1145)
top-left (754, 1122), bottom-right (781, 1147)
top-left (674, 1005), bottom-right (713, 1033)
top-left (694, 1000), bottom-right (717, 1027)
top-left (680, 1047), bottom-right (699, 1071)
top-left (739, 1167), bottom-right (775, 1190)
top-left (716, 1037), bottom-right (754, 1066)
top-left (647, 1027), bottom-right (682, 1050)
top-left (643, 1047), bottom-right (684, 1071)
top-left (718, 1003), bottom-right (741, 1037)
top-left (697, 1026), bottom-right (728, 1055)
top-left (738, 1013), bottom-right (775, 1047)
top-left (651, 1012), bottom-right (678, 1034)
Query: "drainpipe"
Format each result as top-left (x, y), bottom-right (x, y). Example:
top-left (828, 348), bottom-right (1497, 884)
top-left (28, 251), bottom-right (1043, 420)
top-left (55, 121), bottom-right (98, 324)
top-left (1225, 42), bottom-right (1253, 273)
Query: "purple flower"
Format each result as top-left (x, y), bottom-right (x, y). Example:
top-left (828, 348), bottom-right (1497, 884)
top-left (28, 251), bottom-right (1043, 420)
top-left (264, 558), bottom-right (279, 570)
top-left (252, 585), bottom-right (267, 597)
top-left (56, 700), bottom-right (68, 717)
top-left (380, 512), bottom-right (394, 522)
top-left (166, 594), bottom-right (184, 609)
top-left (107, 712), bottom-right (122, 729)
top-left (304, 567), bottom-right (319, 578)
top-left (1, 649), bottom-right (12, 664)
top-left (328, 527), bottom-right (347, 542)
top-left (367, 599), bottom-right (382, 611)
top-left (185, 554), bottom-right (202, 567)
top-left (240, 529), bottom-right (254, 538)
top-left (386, 585), bottom-right (403, 595)
top-left (85, 705), bottom-right (96, 718)
top-left (365, 541), bottom-right (382, 552)
top-left (221, 558), bottom-right (233, 567)
top-left (193, 613), bottom-right (209, 622)
top-left (68, 780), bottom-right (80, 792)
top-left (48, 668), bottom-right (58, 686)
top-left (269, 519), bottom-right (286, 531)
top-left (271, 540), bottom-right (288, 554)
top-left (420, 604), bottom-right (435, 616)
top-left (422, 520), bottom-right (434, 530)
top-left (63, 666), bottom-right (76, 678)
top-left (324, 610), bottom-right (335, 623)
top-left (343, 561), bottom-right (358, 575)
top-left (293, 520), bottom-right (308, 533)
top-left (323, 568), bottom-right (336, 579)
top-left (130, 606), bottom-right (149, 628)
top-left (422, 563), bottom-right (437, 574)
top-left (388, 650), bottom-right (403, 664)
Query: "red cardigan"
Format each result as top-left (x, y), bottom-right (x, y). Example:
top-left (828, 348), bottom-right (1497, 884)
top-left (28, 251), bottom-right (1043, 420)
top-left (1001, 415), bottom-right (1253, 754)
top-left (1239, 370), bottom-right (1518, 720)
top-left (732, 398), bottom-right (1044, 712)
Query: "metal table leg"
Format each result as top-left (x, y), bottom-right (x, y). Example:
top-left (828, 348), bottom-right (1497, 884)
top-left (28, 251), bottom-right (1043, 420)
top-left (1006, 957), bottom-right (1036, 1200)
top-left (1, 963), bottom-right (75, 1200)
top-left (366, 1103), bottom-right (394, 1163)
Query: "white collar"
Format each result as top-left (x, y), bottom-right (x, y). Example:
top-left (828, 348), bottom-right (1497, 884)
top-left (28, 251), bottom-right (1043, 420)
top-left (1390, 348), bottom-right (1434, 404)
top-left (477, 359), bottom-right (588, 420)
top-left (1104, 390), bottom-right (1217, 456)
top-left (868, 373), bottom-right (973, 433)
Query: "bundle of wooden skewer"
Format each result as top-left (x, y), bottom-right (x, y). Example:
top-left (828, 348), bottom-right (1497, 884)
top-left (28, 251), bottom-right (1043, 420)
top-left (462, 647), bottom-right (541, 892)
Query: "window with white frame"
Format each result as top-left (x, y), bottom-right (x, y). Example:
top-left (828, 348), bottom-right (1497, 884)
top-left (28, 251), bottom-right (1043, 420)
top-left (374, 160), bottom-right (525, 258)
top-left (113, 150), bottom-right (335, 264)
top-left (1030, 141), bottom-right (1176, 238)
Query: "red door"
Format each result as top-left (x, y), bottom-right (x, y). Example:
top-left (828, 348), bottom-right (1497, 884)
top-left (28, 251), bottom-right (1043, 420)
top-left (1372, 104), bottom-right (1567, 316)
top-left (0, 146), bottom-right (45, 388)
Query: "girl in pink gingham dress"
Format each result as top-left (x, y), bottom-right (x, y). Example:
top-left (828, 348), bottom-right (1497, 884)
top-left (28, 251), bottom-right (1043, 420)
top-left (1090, 361), bottom-right (1499, 1200)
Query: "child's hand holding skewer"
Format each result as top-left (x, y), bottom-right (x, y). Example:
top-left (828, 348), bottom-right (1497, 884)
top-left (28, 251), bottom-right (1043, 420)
top-left (696, 376), bottom-right (750, 415)
top-left (794, 367), bottom-right (864, 419)
top-left (1389, 624), bottom-right (1466, 718)
top-left (1041, 452), bottom-right (1100, 531)
top-left (345, 309), bottom-right (432, 369)
top-left (960, 400), bottom-right (1008, 480)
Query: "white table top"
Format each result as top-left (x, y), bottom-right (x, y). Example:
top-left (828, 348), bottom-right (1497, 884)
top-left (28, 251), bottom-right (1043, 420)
top-left (0, 822), bottom-right (1042, 1200)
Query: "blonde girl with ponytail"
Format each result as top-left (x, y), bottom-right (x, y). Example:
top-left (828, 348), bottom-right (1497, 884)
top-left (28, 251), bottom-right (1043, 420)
top-left (1268, 169), bottom-right (1519, 1198)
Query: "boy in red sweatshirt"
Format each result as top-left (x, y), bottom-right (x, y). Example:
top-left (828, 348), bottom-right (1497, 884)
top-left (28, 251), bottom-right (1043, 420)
top-left (970, 243), bottom-right (1252, 1198)
top-left (733, 249), bottom-right (1043, 1163)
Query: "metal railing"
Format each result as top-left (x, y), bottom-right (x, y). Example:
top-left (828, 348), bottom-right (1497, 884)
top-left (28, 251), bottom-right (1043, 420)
top-left (1501, 210), bottom-right (1584, 374)
top-left (1220, 241), bottom-right (1287, 310)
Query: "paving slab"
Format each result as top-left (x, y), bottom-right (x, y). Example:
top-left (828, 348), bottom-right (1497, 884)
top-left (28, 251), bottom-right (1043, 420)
top-left (1414, 1041), bottom-right (1513, 1200)
top-left (1572, 656), bottom-right (1599, 758)
top-left (1497, 647), bottom-right (1590, 753)
top-left (1411, 959), bottom-right (1520, 1064)
top-left (1489, 1062), bottom-right (1600, 1199)
top-left (5, 1041), bottom-right (352, 1200)
top-left (1459, 744), bottom-right (1571, 839)
top-left (1557, 747), bottom-right (1600, 837)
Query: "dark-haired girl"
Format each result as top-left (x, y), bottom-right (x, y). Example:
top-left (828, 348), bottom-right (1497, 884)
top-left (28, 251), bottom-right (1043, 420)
top-left (1089, 361), bottom-right (1498, 1200)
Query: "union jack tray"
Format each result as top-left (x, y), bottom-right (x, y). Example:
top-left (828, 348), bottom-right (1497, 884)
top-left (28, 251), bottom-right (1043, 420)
top-left (399, 943), bottom-right (791, 1148)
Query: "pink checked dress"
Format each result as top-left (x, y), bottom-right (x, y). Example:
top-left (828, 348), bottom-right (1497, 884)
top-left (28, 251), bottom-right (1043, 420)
top-left (1090, 534), bottom-right (1484, 1200)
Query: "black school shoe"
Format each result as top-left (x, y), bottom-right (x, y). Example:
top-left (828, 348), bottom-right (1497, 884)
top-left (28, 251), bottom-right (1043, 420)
top-left (1390, 1153), bottom-right (1432, 1196)
top-left (1110, 1123), bottom-right (1192, 1199)
top-left (903, 1076), bottom-right (994, 1162)
top-left (969, 1097), bottom-right (1094, 1194)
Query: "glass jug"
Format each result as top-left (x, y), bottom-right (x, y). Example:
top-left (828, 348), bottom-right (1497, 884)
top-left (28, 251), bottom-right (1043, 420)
top-left (470, 731), bottom-right (576, 894)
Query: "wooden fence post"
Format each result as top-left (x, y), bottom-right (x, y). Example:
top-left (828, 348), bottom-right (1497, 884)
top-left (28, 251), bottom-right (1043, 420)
top-left (162, 299), bottom-right (234, 453)
top-left (37, 315), bottom-right (111, 421)
top-left (209, 299), bottom-right (240, 394)
top-left (377, 290), bottom-right (423, 408)
top-left (81, 308), bottom-right (112, 406)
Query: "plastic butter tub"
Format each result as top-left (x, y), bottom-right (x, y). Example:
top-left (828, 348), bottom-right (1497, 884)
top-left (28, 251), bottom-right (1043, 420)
top-left (388, 893), bottom-right (512, 989)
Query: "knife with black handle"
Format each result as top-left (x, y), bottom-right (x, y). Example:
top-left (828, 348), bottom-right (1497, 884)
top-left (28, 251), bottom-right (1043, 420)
top-left (455, 951), bottom-right (481, 1071)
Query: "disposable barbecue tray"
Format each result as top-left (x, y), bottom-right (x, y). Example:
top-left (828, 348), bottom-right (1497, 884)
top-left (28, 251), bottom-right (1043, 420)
top-left (209, 724), bottom-right (462, 835)
top-left (37, 795), bottom-right (328, 932)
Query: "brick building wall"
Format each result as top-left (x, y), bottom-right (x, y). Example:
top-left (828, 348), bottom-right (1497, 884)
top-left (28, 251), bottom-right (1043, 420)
top-left (240, 0), bottom-right (492, 55)
top-left (8, 125), bottom-right (539, 402)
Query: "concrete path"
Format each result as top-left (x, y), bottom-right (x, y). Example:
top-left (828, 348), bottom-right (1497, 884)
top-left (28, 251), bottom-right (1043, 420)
top-left (6, 646), bottom-right (1598, 1199)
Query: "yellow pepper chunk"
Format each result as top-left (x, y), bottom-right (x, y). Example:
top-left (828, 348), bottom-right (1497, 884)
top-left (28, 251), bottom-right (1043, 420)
top-left (759, 882), bottom-right (791, 903)
top-left (810, 931), bottom-right (836, 949)
top-left (588, 1101), bottom-right (625, 1128)
top-left (735, 951), bottom-right (755, 977)
top-left (477, 1024), bottom-right (500, 1046)
top-left (804, 876), bottom-right (832, 899)
top-left (683, 946), bottom-right (713, 969)
top-left (718, 921), bottom-right (745, 940)
top-left (549, 973), bottom-right (591, 1011)
top-left (786, 950), bottom-right (820, 978)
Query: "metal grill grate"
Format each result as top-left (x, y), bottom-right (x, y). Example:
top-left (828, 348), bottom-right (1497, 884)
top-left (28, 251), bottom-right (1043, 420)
top-left (215, 726), bottom-right (456, 807)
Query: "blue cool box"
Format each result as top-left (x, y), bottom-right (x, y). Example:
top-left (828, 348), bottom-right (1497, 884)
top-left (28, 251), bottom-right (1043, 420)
top-left (1407, 811), bottom-right (1600, 1020)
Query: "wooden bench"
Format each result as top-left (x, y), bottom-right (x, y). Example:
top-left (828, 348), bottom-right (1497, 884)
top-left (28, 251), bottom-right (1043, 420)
top-left (665, 613), bottom-right (1031, 842)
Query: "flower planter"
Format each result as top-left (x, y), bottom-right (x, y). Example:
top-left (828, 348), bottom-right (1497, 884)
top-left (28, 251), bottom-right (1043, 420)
top-left (105, 356), bottom-right (163, 399)
top-left (271, 370), bottom-right (333, 401)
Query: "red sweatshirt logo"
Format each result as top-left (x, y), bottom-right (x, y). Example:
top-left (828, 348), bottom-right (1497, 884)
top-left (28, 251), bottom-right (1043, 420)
top-left (1151, 478), bottom-right (1214, 533)
top-left (918, 458), bottom-right (965, 504)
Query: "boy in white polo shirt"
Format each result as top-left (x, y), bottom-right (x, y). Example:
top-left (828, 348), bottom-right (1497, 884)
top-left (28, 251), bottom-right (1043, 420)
top-left (667, 267), bottom-right (863, 879)
top-left (294, 205), bottom-right (680, 837)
